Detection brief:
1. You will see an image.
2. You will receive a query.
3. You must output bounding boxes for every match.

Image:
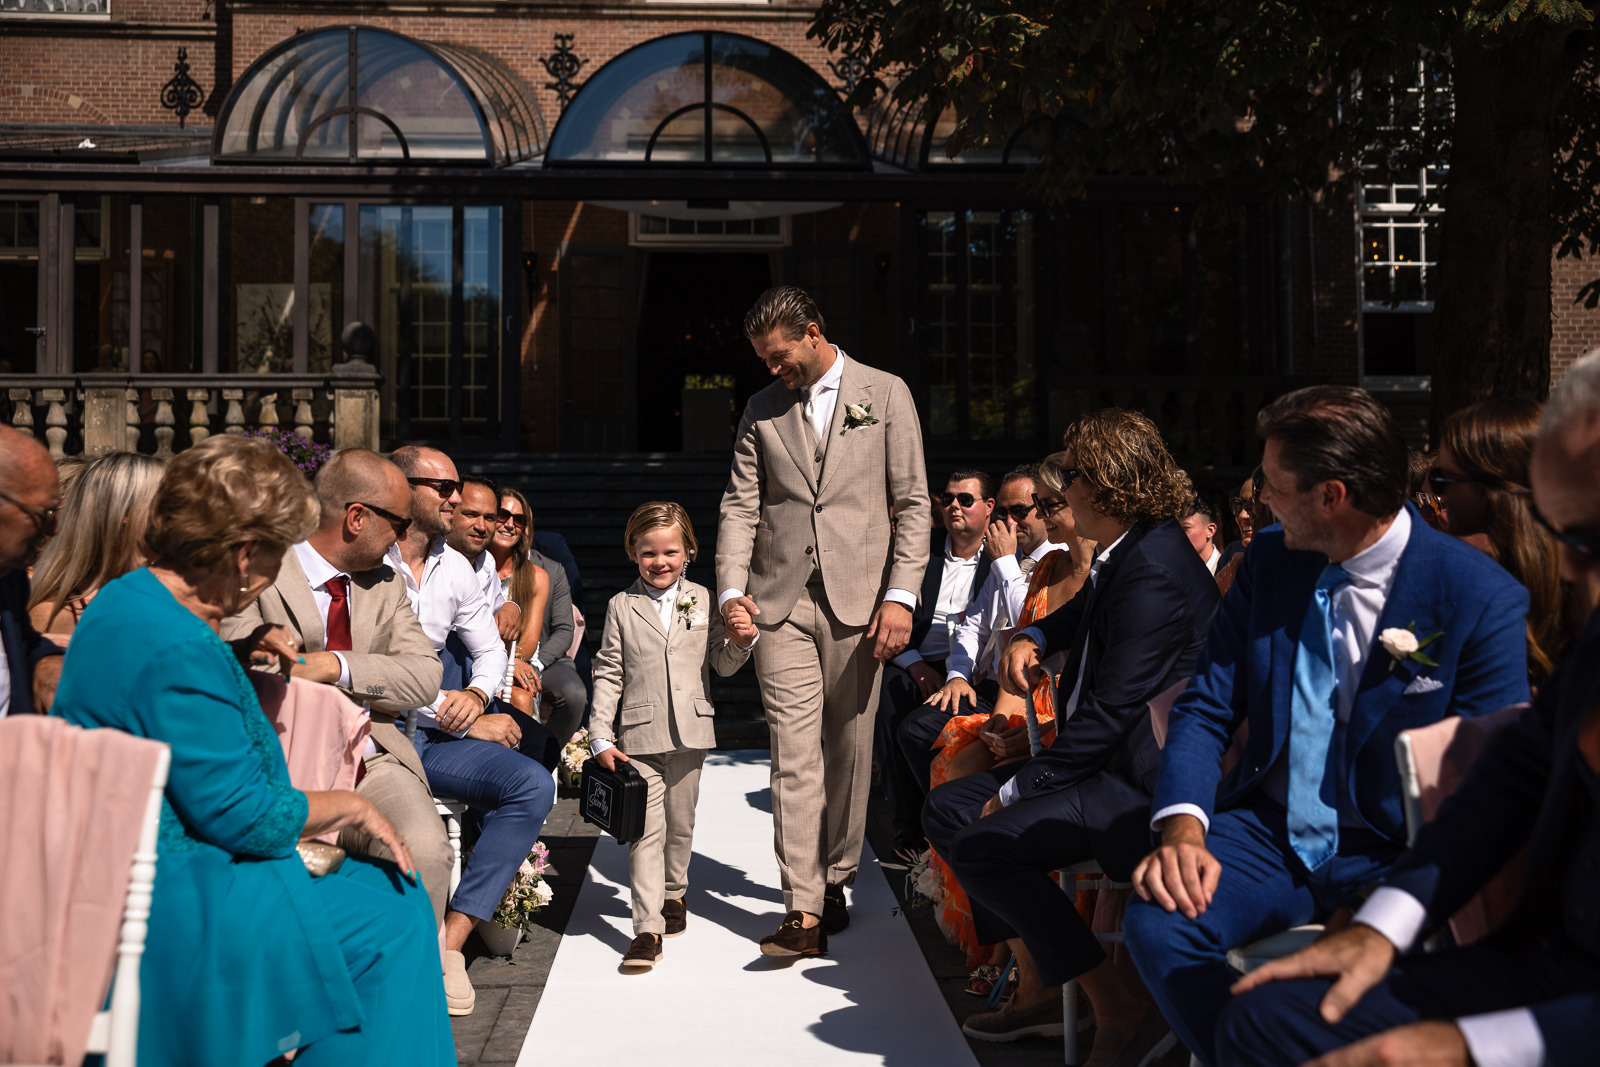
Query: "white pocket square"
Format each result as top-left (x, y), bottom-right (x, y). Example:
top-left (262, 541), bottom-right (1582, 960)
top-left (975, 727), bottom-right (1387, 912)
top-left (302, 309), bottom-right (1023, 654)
top-left (1402, 676), bottom-right (1444, 695)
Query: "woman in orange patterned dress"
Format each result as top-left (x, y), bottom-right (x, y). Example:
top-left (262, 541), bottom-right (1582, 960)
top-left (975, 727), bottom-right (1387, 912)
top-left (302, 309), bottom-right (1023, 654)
top-left (927, 464), bottom-right (1094, 972)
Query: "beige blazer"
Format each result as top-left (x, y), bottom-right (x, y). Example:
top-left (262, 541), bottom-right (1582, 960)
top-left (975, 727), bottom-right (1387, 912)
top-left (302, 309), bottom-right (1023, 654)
top-left (221, 549), bottom-right (443, 789)
top-left (588, 578), bottom-right (751, 755)
top-left (717, 351), bottom-right (931, 627)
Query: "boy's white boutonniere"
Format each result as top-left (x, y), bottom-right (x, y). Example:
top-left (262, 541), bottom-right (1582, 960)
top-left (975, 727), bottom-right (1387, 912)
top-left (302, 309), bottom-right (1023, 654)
top-left (1379, 622), bottom-right (1443, 672)
top-left (677, 592), bottom-right (698, 628)
top-left (840, 402), bottom-right (879, 435)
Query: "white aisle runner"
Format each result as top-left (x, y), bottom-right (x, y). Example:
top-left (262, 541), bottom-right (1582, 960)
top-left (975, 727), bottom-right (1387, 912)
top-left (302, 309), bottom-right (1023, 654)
top-left (515, 749), bottom-right (978, 1066)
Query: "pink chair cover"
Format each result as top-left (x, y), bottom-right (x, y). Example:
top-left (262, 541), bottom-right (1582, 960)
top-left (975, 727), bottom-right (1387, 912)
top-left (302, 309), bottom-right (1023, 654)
top-left (0, 716), bottom-right (166, 1066)
top-left (1401, 703), bottom-right (1531, 946)
top-left (248, 673), bottom-right (371, 845)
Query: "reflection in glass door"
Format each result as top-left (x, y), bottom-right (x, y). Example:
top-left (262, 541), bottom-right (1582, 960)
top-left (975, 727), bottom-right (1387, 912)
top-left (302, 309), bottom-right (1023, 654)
top-left (359, 204), bottom-right (503, 443)
top-left (0, 199), bottom-right (45, 374)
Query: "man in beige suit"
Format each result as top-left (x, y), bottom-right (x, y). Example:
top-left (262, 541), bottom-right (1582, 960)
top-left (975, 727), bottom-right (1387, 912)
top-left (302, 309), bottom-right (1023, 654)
top-left (221, 449), bottom-right (454, 922)
top-left (718, 286), bottom-right (931, 956)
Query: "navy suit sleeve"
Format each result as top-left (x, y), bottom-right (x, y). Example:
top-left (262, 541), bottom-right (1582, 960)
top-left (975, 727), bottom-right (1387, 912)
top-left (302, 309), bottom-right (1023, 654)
top-left (1532, 992), bottom-right (1600, 1067)
top-left (1445, 576), bottom-right (1532, 720)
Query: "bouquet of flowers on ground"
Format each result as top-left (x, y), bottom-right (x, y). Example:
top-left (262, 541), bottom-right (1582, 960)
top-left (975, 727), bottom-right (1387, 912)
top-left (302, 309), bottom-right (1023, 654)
top-left (903, 848), bottom-right (941, 911)
top-left (560, 728), bottom-right (593, 788)
top-left (491, 840), bottom-right (553, 930)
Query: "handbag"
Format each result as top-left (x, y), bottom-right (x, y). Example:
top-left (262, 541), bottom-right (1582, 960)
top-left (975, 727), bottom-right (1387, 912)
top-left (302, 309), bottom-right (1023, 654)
top-left (577, 757), bottom-right (647, 844)
top-left (296, 840), bottom-right (346, 877)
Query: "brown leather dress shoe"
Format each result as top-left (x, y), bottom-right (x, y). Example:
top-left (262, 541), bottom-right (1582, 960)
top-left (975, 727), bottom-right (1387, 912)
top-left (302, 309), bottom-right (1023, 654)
top-left (662, 898), bottom-right (687, 938)
top-left (821, 883), bottom-right (849, 934)
top-left (759, 911), bottom-right (828, 957)
top-left (622, 932), bottom-right (662, 970)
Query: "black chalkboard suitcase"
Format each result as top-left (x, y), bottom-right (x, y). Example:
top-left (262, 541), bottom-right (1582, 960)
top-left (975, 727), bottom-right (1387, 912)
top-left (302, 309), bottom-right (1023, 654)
top-left (578, 757), bottom-right (647, 844)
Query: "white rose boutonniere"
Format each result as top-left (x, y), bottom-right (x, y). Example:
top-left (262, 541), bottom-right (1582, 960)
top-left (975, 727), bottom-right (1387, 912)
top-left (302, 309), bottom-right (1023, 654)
top-left (677, 593), bottom-right (698, 628)
top-left (1379, 622), bottom-right (1443, 672)
top-left (841, 402), bottom-right (879, 435)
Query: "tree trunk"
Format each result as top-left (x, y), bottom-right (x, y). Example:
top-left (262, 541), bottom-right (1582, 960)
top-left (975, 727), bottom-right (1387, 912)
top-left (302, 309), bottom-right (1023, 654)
top-left (1430, 24), bottom-right (1578, 438)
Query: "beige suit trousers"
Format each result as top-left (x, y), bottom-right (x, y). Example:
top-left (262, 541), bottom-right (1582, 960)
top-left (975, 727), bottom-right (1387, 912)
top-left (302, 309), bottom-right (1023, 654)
top-left (627, 748), bottom-right (706, 935)
top-left (755, 582), bottom-right (885, 915)
top-left (339, 750), bottom-right (456, 924)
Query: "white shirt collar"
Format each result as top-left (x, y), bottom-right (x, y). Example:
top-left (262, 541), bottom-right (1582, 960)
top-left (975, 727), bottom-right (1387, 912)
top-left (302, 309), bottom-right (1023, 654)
top-left (1335, 507), bottom-right (1410, 588)
top-left (1025, 538), bottom-right (1063, 564)
top-left (293, 540), bottom-right (346, 589)
top-left (808, 348), bottom-right (845, 395)
top-left (643, 578), bottom-right (679, 602)
top-left (944, 534), bottom-right (983, 564)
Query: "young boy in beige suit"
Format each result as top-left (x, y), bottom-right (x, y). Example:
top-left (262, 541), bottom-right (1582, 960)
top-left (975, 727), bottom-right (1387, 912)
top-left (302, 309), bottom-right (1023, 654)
top-left (589, 502), bottom-right (759, 970)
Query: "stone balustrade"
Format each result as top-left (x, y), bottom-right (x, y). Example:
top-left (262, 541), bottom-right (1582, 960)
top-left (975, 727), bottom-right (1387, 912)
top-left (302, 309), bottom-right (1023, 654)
top-left (0, 360), bottom-right (382, 460)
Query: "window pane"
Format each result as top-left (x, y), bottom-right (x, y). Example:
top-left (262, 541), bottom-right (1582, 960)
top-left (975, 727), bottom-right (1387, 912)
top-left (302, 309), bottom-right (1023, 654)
top-left (548, 35), bottom-right (706, 162)
top-left (225, 196), bottom-right (296, 373)
top-left (308, 203), bottom-right (344, 371)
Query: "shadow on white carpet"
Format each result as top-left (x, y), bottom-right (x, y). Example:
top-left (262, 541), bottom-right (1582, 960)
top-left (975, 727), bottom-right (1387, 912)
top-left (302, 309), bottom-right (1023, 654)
top-left (515, 749), bottom-right (977, 1066)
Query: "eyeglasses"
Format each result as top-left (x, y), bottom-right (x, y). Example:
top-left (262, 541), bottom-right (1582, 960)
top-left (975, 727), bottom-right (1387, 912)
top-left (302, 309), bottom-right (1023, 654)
top-left (993, 503), bottom-right (1036, 523)
top-left (496, 509), bottom-right (527, 528)
top-left (1425, 470), bottom-right (1481, 495)
top-left (1055, 467), bottom-right (1083, 491)
top-left (1032, 495), bottom-right (1070, 518)
top-left (939, 491), bottom-right (983, 509)
top-left (407, 476), bottom-right (461, 498)
top-left (0, 486), bottom-right (59, 535)
top-left (348, 501), bottom-right (412, 537)
top-left (1532, 504), bottom-right (1600, 559)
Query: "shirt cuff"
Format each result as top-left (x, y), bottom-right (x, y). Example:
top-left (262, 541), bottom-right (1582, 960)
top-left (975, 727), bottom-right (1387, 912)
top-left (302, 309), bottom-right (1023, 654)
top-left (718, 588), bottom-right (745, 611)
top-left (1456, 1008), bottom-right (1545, 1067)
top-left (333, 652), bottom-right (351, 690)
top-left (893, 649), bottom-right (925, 669)
top-left (1016, 626), bottom-right (1046, 651)
top-left (589, 736), bottom-right (615, 756)
top-left (1151, 803), bottom-right (1211, 834)
top-left (1354, 886), bottom-right (1429, 954)
top-left (998, 777), bottom-right (1020, 807)
top-left (992, 554), bottom-right (1022, 583)
top-left (883, 588), bottom-right (916, 610)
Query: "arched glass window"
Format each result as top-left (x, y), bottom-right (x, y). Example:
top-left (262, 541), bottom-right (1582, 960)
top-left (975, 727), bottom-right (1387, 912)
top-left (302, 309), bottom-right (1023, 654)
top-left (865, 87), bottom-right (1049, 170)
top-left (213, 26), bottom-right (546, 166)
top-left (546, 32), bottom-right (869, 169)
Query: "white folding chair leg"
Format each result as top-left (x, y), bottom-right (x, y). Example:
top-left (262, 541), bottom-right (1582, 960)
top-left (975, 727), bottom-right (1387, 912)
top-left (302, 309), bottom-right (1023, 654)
top-left (435, 799), bottom-right (467, 897)
top-left (1062, 977), bottom-right (1081, 1065)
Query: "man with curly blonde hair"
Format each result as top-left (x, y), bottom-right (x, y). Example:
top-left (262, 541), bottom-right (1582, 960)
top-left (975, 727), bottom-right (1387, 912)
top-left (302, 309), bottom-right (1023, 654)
top-left (923, 409), bottom-right (1220, 1054)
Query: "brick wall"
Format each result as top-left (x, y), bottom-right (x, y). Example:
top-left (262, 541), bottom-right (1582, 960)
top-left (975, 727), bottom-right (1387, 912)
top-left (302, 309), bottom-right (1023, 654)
top-left (1550, 250), bottom-right (1600, 389)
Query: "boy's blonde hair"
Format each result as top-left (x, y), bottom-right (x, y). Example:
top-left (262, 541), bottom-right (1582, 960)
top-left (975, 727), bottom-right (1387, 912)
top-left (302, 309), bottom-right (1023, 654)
top-left (623, 500), bottom-right (698, 562)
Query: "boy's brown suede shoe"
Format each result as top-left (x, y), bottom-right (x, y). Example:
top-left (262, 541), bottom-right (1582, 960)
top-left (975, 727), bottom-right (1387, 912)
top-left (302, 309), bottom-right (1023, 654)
top-left (759, 911), bottom-right (827, 957)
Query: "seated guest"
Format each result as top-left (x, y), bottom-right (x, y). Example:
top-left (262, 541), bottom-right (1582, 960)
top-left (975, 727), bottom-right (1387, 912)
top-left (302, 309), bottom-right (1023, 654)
top-left (220, 448), bottom-right (454, 927)
top-left (0, 425), bottom-right (63, 716)
top-left (1215, 468), bottom-right (1274, 595)
top-left (55, 435), bottom-right (452, 1066)
top-left (1181, 494), bottom-right (1223, 575)
top-left (925, 414), bottom-right (1219, 1059)
top-left (490, 487), bottom-right (552, 703)
top-left (531, 518), bottom-right (595, 697)
top-left (390, 445), bottom-right (555, 1017)
top-left (1433, 398), bottom-right (1569, 687)
top-left (1217, 352), bottom-right (1600, 1067)
top-left (28, 451), bottom-right (165, 638)
top-left (1123, 386), bottom-right (1532, 1066)
top-left (876, 469), bottom-right (995, 851)
top-left (526, 530), bottom-right (589, 743)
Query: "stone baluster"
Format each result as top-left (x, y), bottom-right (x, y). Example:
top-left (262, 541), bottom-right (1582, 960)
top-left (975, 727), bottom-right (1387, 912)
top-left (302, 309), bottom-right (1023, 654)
top-left (258, 392), bottom-right (281, 431)
top-left (123, 388), bottom-right (142, 453)
top-left (187, 389), bottom-right (211, 446)
top-left (291, 388), bottom-right (315, 442)
top-left (40, 389), bottom-right (68, 460)
top-left (151, 389), bottom-right (176, 458)
top-left (222, 389), bottom-right (245, 435)
top-left (7, 388), bottom-right (34, 436)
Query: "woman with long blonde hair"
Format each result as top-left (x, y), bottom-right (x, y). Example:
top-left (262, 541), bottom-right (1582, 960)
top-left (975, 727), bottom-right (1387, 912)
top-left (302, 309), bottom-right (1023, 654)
top-left (28, 451), bottom-right (166, 637)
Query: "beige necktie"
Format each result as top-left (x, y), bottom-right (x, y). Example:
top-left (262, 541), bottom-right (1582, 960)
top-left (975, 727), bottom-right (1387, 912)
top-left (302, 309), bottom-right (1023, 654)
top-left (1019, 556), bottom-right (1036, 576)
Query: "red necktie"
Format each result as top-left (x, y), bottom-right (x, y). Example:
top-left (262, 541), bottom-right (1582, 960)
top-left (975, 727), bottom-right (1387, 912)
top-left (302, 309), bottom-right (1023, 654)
top-left (326, 575), bottom-right (353, 653)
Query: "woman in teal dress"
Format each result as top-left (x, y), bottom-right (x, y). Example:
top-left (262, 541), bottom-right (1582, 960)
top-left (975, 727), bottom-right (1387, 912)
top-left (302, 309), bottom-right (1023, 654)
top-left (52, 435), bottom-right (454, 1067)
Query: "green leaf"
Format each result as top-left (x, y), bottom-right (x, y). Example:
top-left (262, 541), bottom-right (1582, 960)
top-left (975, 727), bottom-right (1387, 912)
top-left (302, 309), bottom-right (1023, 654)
top-left (1410, 652), bottom-right (1440, 668)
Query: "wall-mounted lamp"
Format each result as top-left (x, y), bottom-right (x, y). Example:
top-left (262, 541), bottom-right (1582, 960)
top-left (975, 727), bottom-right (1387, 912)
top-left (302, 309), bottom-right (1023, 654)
top-left (522, 250), bottom-right (541, 299)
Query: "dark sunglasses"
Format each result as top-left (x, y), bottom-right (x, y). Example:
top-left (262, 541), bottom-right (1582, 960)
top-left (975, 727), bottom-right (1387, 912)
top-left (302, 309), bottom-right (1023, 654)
top-left (1055, 466), bottom-right (1083, 491)
top-left (0, 486), bottom-right (58, 535)
top-left (496, 509), bottom-right (527, 527)
top-left (939, 491), bottom-right (984, 509)
top-left (1532, 504), bottom-right (1600, 559)
top-left (1032, 495), bottom-right (1070, 518)
top-left (994, 503), bottom-right (1036, 523)
top-left (1425, 470), bottom-right (1480, 495)
top-left (407, 476), bottom-right (462, 498)
top-left (1228, 496), bottom-right (1253, 513)
top-left (349, 500), bottom-right (412, 537)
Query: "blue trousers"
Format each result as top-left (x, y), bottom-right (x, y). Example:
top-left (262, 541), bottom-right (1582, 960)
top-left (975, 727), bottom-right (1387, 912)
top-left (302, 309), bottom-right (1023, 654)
top-left (412, 728), bottom-right (555, 922)
top-left (1122, 804), bottom-right (1401, 1066)
top-left (1217, 934), bottom-right (1600, 1067)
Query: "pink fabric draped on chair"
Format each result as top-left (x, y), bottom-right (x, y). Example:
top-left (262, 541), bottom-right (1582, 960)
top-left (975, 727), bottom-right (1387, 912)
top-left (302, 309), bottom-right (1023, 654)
top-left (0, 716), bottom-right (167, 1066)
top-left (248, 673), bottom-right (371, 845)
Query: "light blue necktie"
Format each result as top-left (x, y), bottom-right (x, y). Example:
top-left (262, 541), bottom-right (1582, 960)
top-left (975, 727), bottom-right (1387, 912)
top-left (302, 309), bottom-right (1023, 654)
top-left (1287, 563), bottom-right (1350, 872)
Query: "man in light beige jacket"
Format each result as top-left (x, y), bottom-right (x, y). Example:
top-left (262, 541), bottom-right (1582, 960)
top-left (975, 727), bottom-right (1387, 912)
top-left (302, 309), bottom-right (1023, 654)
top-left (718, 286), bottom-right (931, 956)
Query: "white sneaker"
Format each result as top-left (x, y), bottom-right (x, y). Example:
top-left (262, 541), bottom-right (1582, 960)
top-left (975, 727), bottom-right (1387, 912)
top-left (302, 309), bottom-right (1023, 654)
top-left (444, 948), bottom-right (476, 1016)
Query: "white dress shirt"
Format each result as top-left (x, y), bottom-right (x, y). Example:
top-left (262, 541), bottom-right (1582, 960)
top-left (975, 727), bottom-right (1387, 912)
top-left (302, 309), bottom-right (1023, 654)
top-left (945, 539), bottom-right (1066, 684)
top-left (0, 636), bottom-right (11, 718)
top-left (1203, 543), bottom-right (1221, 575)
top-left (893, 534), bottom-right (983, 669)
top-left (387, 537), bottom-right (509, 734)
top-left (472, 548), bottom-right (508, 614)
top-left (718, 346), bottom-right (916, 616)
top-left (290, 541), bottom-right (374, 753)
top-left (590, 579), bottom-right (681, 760)
top-left (1150, 507), bottom-right (1413, 833)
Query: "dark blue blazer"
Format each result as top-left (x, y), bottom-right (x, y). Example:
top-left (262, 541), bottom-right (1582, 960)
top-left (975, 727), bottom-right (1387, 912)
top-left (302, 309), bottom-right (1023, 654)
top-left (1382, 607), bottom-right (1600, 1064)
top-left (1155, 506), bottom-right (1531, 845)
top-left (1, 569), bottom-right (63, 716)
top-left (1011, 519), bottom-right (1221, 802)
top-left (907, 529), bottom-right (992, 656)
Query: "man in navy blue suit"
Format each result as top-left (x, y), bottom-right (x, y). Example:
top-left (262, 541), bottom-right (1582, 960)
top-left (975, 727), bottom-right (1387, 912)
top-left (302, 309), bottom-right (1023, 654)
top-left (923, 411), bottom-right (1220, 1057)
top-left (0, 425), bottom-right (63, 718)
top-left (1216, 356), bottom-right (1600, 1067)
top-left (1122, 386), bottom-right (1532, 1066)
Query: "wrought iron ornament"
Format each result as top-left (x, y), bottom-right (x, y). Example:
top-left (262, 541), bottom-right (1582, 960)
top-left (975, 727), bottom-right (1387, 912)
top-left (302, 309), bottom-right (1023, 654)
top-left (161, 46), bottom-right (206, 128)
top-left (541, 34), bottom-right (586, 113)
top-left (828, 40), bottom-right (867, 98)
